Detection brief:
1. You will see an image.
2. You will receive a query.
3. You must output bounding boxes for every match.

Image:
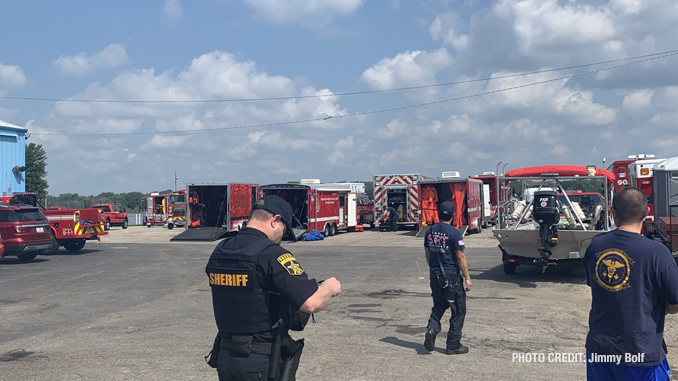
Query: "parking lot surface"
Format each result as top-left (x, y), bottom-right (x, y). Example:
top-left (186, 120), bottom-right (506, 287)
top-left (2, 226), bottom-right (677, 380)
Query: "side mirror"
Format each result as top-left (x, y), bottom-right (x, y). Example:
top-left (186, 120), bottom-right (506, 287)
top-left (121, 209), bottom-right (126, 213)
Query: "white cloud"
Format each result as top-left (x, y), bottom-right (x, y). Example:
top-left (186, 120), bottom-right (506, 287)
top-left (429, 12), bottom-right (468, 50)
top-left (162, 0), bottom-right (182, 21)
top-left (243, 0), bottom-right (363, 27)
top-left (360, 48), bottom-right (452, 90)
top-left (0, 63), bottom-right (27, 93)
top-left (483, 71), bottom-right (617, 126)
top-left (495, 0), bottom-right (616, 54)
top-left (622, 89), bottom-right (654, 111)
top-left (52, 43), bottom-right (129, 76)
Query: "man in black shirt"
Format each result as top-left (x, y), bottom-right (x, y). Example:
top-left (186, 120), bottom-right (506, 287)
top-left (206, 195), bottom-right (341, 381)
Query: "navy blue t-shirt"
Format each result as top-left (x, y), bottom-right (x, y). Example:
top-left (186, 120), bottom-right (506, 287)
top-left (584, 229), bottom-right (678, 366)
top-left (387, 206), bottom-right (399, 218)
top-left (424, 222), bottom-right (465, 277)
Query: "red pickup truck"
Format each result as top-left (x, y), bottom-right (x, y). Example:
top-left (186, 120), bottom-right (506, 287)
top-left (92, 204), bottom-right (128, 230)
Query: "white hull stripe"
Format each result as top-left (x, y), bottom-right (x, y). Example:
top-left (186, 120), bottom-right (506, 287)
top-left (467, 206), bottom-right (481, 213)
top-left (309, 217), bottom-right (339, 223)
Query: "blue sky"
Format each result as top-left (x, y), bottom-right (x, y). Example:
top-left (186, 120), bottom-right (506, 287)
top-left (1, 0), bottom-right (678, 195)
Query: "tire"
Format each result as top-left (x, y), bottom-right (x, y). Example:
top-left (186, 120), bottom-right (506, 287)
top-left (643, 221), bottom-right (654, 239)
top-left (503, 260), bottom-right (517, 275)
top-left (323, 224), bottom-right (331, 237)
top-left (63, 239), bottom-right (86, 252)
top-left (104, 219), bottom-right (111, 231)
top-left (46, 233), bottom-right (59, 255)
top-left (370, 222), bottom-right (375, 229)
top-left (17, 252), bottom-right (38, 262)
top-left (122, 219), bottom-right (128, 229)
top-left (329, 223), bottom-right (337, 236)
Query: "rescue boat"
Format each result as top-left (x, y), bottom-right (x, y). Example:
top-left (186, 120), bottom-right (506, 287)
top-left (493, 165), bottom-right (615, 273)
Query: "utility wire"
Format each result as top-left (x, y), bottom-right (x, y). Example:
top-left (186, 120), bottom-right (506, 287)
top-left (6, 49), bottom-right (678, 104)
top-left (31, 51), bottom-right (678, 137)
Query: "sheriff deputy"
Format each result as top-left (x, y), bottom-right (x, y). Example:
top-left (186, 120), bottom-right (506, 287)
top-left (205, 195), bottom-right (341, 381)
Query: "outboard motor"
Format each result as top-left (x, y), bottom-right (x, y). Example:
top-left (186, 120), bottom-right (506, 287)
top-left (533, 191), bottom-right (559, 271)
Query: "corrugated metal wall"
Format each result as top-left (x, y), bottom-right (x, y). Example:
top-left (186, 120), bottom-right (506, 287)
top-left (0, 129), bottom-right (26, 196)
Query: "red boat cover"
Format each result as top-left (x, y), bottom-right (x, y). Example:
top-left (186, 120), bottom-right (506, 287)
top-left (504, 165), bottom-right (615, 184)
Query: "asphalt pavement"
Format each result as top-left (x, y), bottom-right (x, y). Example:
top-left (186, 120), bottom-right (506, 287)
top-left (1, 227), bottom-right (677, 380)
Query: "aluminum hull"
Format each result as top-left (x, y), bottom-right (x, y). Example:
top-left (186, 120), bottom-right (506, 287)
top-left (494, 229), bottom-right (601, 260)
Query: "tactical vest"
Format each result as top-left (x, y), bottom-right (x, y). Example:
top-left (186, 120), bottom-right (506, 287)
top-left (207, 237), bottom-right (282, 335)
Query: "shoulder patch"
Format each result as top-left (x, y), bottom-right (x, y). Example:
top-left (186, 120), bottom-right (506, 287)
top-left (458, 240), bottom-right (465, 246)
top-left (277, 253), bottom-right (304, 276)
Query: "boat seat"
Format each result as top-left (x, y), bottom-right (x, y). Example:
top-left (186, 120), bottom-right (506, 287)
top-left (591, 205), bottom-right (603, 230)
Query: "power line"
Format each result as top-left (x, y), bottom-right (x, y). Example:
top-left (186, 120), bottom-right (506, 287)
top-left (6, 49), bottom-right (678, 104)
top-left (31, 51), bottom-right (678, 137)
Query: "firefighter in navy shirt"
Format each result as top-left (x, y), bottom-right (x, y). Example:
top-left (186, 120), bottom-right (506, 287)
top-left (205, 196), bottom-right (341, 381)
top-left (383, 206), bottom-right (399, 232)
top-left (584, 187), bottom-right (678, 381)
top-left (423, 201), bottom-right (472, 355)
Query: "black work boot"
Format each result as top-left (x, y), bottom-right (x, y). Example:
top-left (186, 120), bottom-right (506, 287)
top-left (445, 344), bottom-right (469, 355)
top-left (424, 328), bottom-right (437, 351)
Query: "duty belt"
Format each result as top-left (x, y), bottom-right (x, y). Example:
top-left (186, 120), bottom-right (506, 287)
top-left (220, 337), bottom-right (273, 356)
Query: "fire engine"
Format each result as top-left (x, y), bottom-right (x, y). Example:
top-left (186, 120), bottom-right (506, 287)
top-left (171, 182), bottom-right (259, 241)
top-left (416, 172), bottom-right (483, 237)
top-left (145, 190), bottom-right (187, 227)
top-left (609, 154), bottom-right (665, 235)
top-left (373, 174), bottom-right (432, 229)
top-left (1, 193), bottom-right (107, 253)
top-left (261, 183), bottom-right (358, 238)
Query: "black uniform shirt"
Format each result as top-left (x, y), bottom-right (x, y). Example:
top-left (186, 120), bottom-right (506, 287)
top-left (208, 227), bottom-right (319, 342)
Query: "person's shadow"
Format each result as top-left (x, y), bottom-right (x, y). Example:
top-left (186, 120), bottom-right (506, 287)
top-left (380, 336), bottom-right (444, 355)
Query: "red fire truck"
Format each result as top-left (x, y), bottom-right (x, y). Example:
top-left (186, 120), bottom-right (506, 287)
top-left (416, 174), bottom-right (483, 237)
top-left (171, 183), bottom-right (259, 241)
top-left (145, 190), bottom-right (187, 227)
top-left (609, 154), bottom-right (664, 234)
top-left (261, 183), bottom-right (358, 238)
top-left (373, 174), bottom-right (432, 229)
top-left (1, 193), bottom-right (107, 253)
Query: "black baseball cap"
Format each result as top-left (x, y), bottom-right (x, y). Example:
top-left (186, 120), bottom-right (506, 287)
top-left (439, 201), bottom-right (455, 217)
top-left (251, 195), bottom-right (295, 239)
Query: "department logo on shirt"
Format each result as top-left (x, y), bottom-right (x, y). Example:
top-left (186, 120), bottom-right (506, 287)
top-left (594, 249), bottom-right (634, 292)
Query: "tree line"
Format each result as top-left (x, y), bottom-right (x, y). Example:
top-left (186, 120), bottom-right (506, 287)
top-left (44, 190), bottom-right (174, 212)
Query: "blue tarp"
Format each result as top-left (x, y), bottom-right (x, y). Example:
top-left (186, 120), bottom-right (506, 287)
top-left (302, 230), bottom-right (324, 241)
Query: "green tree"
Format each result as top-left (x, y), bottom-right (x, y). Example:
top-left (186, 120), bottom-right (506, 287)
top-left (25, 143), bottom-right (49, 198)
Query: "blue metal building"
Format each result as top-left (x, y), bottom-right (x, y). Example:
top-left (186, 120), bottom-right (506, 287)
top-left (0, 119), bottom-right (27, 196)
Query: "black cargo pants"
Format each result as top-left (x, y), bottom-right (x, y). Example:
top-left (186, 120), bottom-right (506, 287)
top-left (426, 274), bottom-right (466, 350)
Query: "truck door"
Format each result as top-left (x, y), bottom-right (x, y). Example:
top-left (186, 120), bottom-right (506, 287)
top-left (339, 194), bottom-right (345, 227)
top-left (146, 196), bottom-right (154, 220)
top-left (347, 193), bottom-right (357, 227)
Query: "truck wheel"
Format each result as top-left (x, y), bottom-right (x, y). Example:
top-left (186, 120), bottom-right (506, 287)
top-left (643, 221), bottom-right (654, 239)
top-left (503, 260), bottom-right (517, 275)
top-left (329, 223), bottom-right (337, 236)
top-left (17, 252), bottom-right (39, 262)
top-left (46, 233), bottom-right (59, 255)
top-left (323, 224), bottom-right (331, 237)
top-left (64, 239), bottom-right (86, 252)
top-left (104, 219), bottom-right (111, 231)
top-left (122, 219), bottom-right (128, 229)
